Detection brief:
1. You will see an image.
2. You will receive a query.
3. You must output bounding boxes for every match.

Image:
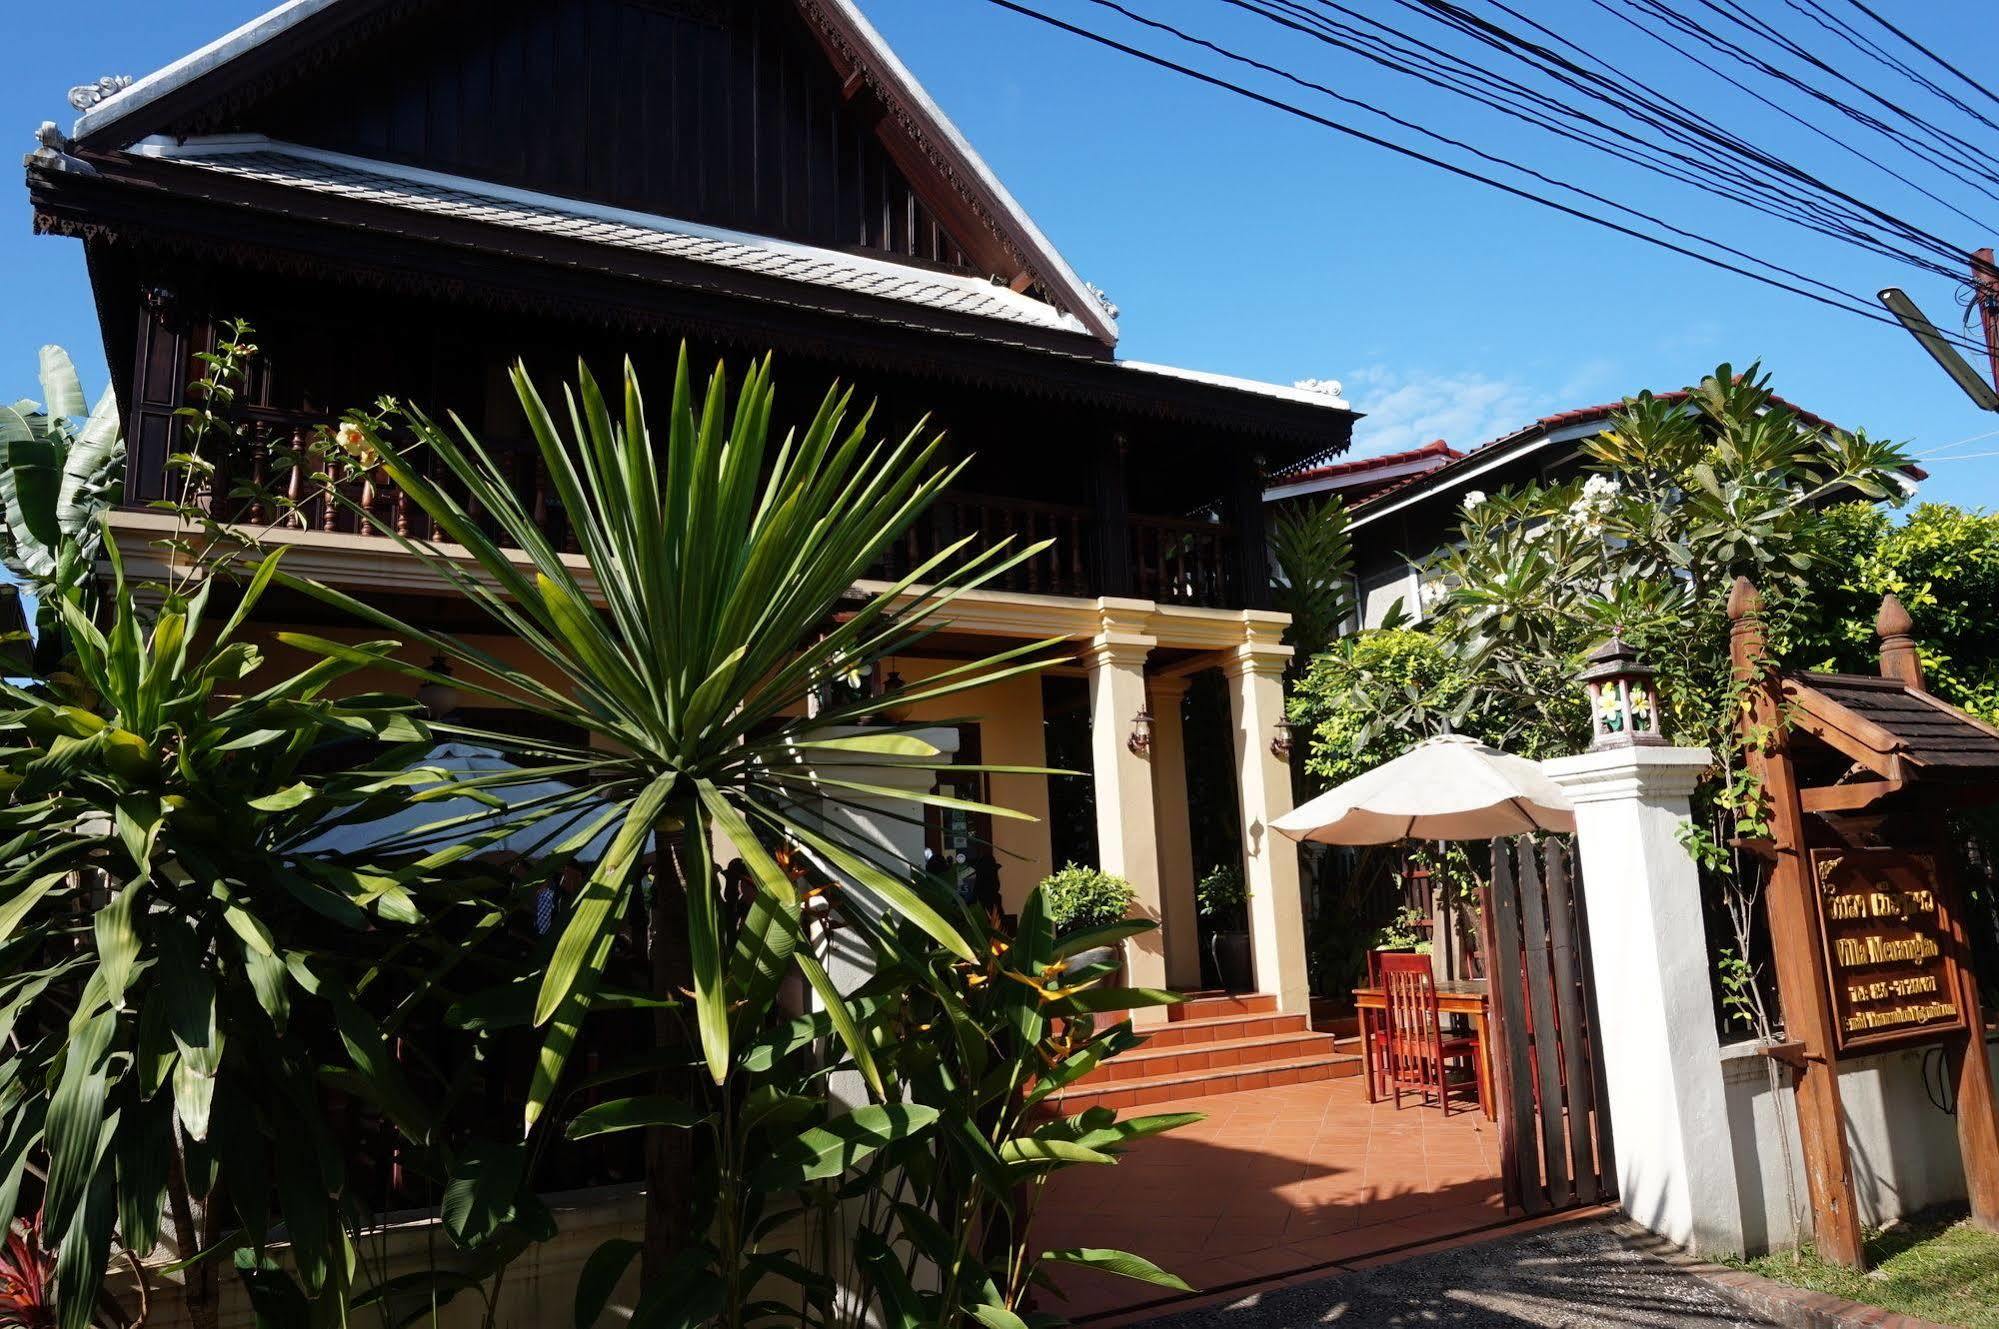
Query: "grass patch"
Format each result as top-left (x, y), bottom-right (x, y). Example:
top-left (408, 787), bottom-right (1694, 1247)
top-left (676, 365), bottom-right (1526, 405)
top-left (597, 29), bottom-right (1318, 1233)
top-left (1735, 1207), bottom-right (1999, 1328)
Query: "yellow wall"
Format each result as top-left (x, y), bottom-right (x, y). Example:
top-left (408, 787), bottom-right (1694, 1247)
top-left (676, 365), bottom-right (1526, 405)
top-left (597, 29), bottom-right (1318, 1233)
top-left (882, 658), bottom-right (1056, 914)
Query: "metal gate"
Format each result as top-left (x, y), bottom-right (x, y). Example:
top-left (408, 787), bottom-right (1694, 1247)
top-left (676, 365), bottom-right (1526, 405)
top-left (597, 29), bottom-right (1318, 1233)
top-left (1482, 837), bottom-right (1617, 1215)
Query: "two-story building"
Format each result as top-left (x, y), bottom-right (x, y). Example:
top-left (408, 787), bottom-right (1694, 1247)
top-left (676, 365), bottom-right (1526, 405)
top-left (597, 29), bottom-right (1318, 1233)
top-left (28, 0), bottom-right (1358, 1015)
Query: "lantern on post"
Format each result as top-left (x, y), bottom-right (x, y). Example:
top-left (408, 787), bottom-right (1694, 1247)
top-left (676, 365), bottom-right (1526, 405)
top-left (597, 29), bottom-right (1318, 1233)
top-left (1580, 635), bottom-right (1664, 748)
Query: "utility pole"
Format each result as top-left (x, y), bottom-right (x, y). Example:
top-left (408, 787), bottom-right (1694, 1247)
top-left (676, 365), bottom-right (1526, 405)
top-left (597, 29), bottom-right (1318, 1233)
top-left (1974, 247), bottom-right (1999, 395)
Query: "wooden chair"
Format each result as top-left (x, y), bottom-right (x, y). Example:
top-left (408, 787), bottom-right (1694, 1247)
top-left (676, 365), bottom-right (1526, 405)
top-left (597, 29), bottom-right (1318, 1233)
top-left (1376, 952), bottom-right (1487, 1116)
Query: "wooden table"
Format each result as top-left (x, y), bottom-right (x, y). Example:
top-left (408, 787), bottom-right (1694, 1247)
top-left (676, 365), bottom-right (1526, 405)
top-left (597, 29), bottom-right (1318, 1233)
top-left (1352, 978), bottom-right (1495, 1119)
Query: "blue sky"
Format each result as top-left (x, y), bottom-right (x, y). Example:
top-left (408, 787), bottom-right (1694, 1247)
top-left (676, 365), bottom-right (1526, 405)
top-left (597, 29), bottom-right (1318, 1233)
top-left (9, 1), bottom-right (1999, 505)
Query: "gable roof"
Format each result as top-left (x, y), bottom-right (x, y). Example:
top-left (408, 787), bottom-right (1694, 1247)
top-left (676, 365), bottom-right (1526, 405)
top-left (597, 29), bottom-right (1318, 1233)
top-left (1786, 671), bottom-right (1999, 783)
top-left (1339, 390), bottom-right (1916, 531)
top-left (66, 0), bottom-right (1120, 346)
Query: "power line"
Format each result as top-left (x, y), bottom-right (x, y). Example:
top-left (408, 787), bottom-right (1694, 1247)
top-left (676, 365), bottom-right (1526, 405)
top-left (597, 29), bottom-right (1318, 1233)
top-left (1840, 0), bottom-right (1999, 117)
top-left (974, 0), bottom-right (1993, 355)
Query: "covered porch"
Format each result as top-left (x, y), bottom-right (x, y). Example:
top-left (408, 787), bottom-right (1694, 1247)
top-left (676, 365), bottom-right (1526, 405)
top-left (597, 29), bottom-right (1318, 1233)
top-left (872, 587), bottom-right (1314, 1023)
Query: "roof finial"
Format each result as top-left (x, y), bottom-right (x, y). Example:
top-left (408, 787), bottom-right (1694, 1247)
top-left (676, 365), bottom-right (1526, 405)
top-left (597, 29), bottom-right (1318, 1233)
top-left (67, 75), bottom-right (132, 112)
top-left (1876, 593), bottom-right (1923, 689)
top-left (1726, 576), bottom-right (1764, 621)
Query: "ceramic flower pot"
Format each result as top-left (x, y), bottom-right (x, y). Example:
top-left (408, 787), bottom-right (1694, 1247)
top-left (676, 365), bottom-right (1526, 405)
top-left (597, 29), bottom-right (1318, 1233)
top-left (1210, 929), bottom-right (1253, 993)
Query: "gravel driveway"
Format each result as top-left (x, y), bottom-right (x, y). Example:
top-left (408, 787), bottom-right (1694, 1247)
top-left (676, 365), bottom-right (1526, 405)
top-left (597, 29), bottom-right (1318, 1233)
top-left (1131, 1219), bottom-right (1779, 1328)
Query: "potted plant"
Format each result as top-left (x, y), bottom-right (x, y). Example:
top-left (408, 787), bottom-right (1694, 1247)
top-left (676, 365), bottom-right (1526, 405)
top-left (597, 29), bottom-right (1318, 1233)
top-left (1041, 863), bottom-right (1137, 980)
top-left (1198, 863), bottom-right (1253, 992)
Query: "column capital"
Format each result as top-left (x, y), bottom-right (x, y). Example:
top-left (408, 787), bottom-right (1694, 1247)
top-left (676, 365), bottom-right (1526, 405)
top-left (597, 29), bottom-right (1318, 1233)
top-left (1222, 639), bottom-right (1292, 680)
top-left (1146, 673), bottom-right (1193, 703)
top-left (1083, 630), bottom-right (1155, 673)
top-left (1542, 744), bottom-right (1714, 805)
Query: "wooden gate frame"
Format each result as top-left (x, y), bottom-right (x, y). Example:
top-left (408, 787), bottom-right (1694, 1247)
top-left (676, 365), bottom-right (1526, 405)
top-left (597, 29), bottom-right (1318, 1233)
top-left (1730, 580), bottom-right (1999, 1268)
top-left (1481, 836), bottom-right (1617, 1215)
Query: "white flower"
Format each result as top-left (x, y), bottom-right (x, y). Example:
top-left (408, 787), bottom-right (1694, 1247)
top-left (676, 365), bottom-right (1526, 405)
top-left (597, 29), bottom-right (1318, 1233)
top-left (1580, 474), bottom-right (1622, 501)
top-left (331, 420), bottom-right (379, 470)
top-left (1462, 490), bottom-right (1487, 512)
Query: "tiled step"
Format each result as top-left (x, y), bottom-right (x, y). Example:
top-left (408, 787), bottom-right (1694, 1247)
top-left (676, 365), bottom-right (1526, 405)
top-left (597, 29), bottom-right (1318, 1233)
top-left (1088, 1030), bottom-right (1342, 1082)
top-left (1168, 991), bottom-right (1276, 1021)
top-left (1138, 1011), bottom-right (1309, 1049)
top-left (1051, 1049), bottom-right (1362, 1113)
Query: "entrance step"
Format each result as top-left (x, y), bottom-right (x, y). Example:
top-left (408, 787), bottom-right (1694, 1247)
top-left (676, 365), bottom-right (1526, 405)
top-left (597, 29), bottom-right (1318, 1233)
top-left (1052, 1049), bottom-right (1360, 1113)
top-left (1168, 991), bottom-right (1276, 1021)
top-left (1049, 991), bottom-right (1362, 1113)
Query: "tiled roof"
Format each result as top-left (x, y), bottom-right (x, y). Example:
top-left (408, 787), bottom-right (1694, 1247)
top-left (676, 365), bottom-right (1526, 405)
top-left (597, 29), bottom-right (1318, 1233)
top-left (1794, 672), bottom-right (1999, 777)
top-left (137, 140), bottom-right (1090, 337)
top-left (1278, 438), bottom-right (1461, 484)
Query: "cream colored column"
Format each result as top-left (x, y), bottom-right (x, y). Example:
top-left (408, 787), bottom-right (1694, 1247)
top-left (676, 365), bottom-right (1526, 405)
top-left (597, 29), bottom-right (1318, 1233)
top-left (1146, 674), bottom-right (1201, 991)
top-left (1223, 619), bottom-right (1310, 1015)
top-left (1084, 604), bottom-right (1167, 1022)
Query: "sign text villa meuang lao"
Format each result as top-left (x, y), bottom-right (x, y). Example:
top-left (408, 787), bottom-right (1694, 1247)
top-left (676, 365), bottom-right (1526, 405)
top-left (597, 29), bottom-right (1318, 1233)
top-left (1813, 849), bottom-right (1967, 1055)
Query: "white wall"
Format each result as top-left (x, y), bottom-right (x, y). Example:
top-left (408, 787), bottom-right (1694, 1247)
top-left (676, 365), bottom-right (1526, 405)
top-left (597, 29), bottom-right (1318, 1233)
top-left (1722, 1036), bottom-right (1992, 1253)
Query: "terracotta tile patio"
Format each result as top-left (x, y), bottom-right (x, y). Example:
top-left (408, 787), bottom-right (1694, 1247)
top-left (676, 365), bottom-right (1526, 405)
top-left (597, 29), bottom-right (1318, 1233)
top-left (1033, 1073), bottom-right (1507, 1320)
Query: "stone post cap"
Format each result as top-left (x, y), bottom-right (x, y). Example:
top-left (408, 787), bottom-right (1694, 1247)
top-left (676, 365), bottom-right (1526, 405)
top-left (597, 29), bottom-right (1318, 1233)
top-left (1541, 744), bottom-right (1714, 804)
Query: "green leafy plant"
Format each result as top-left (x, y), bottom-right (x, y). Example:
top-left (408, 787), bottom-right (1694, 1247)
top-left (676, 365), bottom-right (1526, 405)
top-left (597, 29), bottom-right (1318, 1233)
top-left (1269, 496), bottom-right (1355, 666)
top-left (0, 536), bottom-right (496, 1328)
top-left (276, 347), bottom-right (1067, 1290)
top-left (1038, 864), bottom-right (1136, 938)
top-left (1194, 863), bottom-right (1247, 931)
top-left (0, 347), bottom-right (122, 666)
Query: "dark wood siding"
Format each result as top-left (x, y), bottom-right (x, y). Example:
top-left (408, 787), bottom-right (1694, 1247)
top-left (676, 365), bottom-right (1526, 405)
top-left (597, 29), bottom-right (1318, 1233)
top-left (239, 0), bottom-right (978, 269)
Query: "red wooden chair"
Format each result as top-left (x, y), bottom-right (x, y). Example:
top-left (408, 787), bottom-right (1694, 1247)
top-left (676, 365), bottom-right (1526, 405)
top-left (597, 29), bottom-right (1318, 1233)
top-left (1376, 952), bottom-right (1487, 1116)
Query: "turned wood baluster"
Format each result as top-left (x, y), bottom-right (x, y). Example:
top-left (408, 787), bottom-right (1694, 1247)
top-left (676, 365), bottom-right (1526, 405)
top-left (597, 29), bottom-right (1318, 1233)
top-left (532, 455), bottom-right (551, 534)
top-left (285, 427), bottom-right (308, 529)
top-left (246, 424), bottom-right (270, 525)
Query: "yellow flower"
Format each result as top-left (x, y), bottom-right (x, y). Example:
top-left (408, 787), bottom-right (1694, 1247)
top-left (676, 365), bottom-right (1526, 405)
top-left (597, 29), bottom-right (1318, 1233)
top-left (332, 420), bottom-right (379, 470)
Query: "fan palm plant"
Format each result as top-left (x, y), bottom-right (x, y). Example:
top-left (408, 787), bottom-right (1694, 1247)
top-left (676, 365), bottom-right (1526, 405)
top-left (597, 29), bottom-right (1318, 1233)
top-left (278, 348), bottom-right (1064, 1280)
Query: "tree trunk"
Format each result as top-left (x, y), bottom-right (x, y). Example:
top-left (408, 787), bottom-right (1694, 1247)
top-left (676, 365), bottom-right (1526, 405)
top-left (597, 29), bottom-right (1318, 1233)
top-left (642, 822), bottom-right (698, 1286)
top-left (167, 1138), bottom-right (219, 1329)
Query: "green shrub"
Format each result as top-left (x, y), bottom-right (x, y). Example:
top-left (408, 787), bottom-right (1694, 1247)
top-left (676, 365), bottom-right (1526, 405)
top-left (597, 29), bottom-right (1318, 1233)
top-left (1040, 863), bottom-right (1136, 936)
top-left (1195, 863), bottom-right (1248, 930)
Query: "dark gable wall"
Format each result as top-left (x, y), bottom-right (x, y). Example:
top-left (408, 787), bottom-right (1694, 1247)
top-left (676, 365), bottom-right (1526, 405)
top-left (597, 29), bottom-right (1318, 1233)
top-left (231, 0), bottom-right (982, 270)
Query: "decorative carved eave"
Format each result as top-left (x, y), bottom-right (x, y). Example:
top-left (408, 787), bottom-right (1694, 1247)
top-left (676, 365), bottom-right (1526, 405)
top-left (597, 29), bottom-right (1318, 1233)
top-left (1782, 679), bottom-right (1908, 783)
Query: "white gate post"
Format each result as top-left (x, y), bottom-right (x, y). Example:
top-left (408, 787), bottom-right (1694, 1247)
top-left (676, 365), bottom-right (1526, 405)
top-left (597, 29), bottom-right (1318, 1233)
top-left (1542, 744), bottom-right (1746, 1257)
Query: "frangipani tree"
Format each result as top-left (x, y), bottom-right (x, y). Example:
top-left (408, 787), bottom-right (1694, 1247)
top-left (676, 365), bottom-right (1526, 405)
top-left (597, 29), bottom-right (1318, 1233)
top-left (279, 349), bottom-right (1073, 1282)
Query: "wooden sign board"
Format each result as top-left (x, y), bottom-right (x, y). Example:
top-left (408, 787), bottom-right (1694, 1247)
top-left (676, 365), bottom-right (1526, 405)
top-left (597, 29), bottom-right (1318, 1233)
top-left (1812, 848), bottom-right (1967, 1056)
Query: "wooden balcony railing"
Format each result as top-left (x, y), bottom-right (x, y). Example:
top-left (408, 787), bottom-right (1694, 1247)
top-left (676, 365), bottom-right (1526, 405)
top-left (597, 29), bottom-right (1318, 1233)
top-left (1131, 512), bottom-right (1239, 608)
top-left (145, 411), bottom-right (1249, 609)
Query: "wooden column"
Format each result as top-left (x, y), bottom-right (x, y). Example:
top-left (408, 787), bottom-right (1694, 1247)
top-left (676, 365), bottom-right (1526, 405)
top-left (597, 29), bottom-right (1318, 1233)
top-left (1093, 432), bottom-right (1133, 598)
top-left (1877, 594), bottom-right (1999, 1231)
top-left (1730, 578), bottom-right (1865, 1268)
top-left (1225, 451), bottom-right (1274, 610)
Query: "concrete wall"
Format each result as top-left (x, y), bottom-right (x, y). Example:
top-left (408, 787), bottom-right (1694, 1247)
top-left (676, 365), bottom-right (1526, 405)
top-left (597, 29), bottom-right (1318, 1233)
top-left (1722, 1036), bottom-right (1994, 1253)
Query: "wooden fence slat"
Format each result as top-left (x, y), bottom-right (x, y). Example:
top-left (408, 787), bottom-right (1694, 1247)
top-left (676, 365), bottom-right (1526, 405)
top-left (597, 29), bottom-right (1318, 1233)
top-left (1517, 841), bottom-right (1573, 1208)
top-left (1477, 869), bottom-right (1522, 1214)
top-left (1487, 839), bottom-right (1546, 1214)
top-left (1543, 843), bottom-right (1600, 1206)
top-left (1568, 844), bottom-right (1618, 1197)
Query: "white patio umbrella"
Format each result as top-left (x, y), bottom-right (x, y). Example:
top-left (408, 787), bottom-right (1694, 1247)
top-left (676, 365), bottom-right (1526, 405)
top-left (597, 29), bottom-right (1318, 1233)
top-left (1271, 733), bottom-right (1575, 845)
top-left (297, 742), bottom-right (619, 862)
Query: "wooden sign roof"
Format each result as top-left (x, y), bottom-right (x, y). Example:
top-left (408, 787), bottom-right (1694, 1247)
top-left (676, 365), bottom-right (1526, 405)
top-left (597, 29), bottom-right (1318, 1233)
top-left (1786, 671), bottom-right (1999, 785)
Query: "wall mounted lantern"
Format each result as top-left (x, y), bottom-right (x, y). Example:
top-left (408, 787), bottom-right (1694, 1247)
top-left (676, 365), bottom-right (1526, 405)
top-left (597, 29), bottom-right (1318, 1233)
top-left (1270, 717), bottom-right (1294, 761)
top-left (1580, 635), bottom-right (1663, 748)
top-left (1128, 708), bottom-right (1154, 756)
top-left (417, 655), bottom-right (461, 720)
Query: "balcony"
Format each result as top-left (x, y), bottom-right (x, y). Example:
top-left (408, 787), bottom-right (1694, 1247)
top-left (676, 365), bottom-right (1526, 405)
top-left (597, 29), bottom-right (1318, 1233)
top-left (138, 407), bottom-right (1249, 610)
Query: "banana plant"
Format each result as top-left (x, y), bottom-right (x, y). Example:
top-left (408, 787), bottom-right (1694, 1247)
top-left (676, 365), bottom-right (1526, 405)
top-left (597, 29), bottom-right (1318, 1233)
top-left (0, 533), bottom-right (507, 1329)
top-left (276, 348), bottom-right (1067, 1284)
top-left (0, 348), bottom-right (122, 667)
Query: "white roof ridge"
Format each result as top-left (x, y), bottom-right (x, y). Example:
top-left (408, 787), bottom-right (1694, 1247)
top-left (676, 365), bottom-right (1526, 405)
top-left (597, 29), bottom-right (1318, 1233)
top-left (71, 0), bottom-right (338, 142)
top-left (1118, 360), bottom-right (1353, 411)
top-left (69, 0), bottom-right (1120, 347)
